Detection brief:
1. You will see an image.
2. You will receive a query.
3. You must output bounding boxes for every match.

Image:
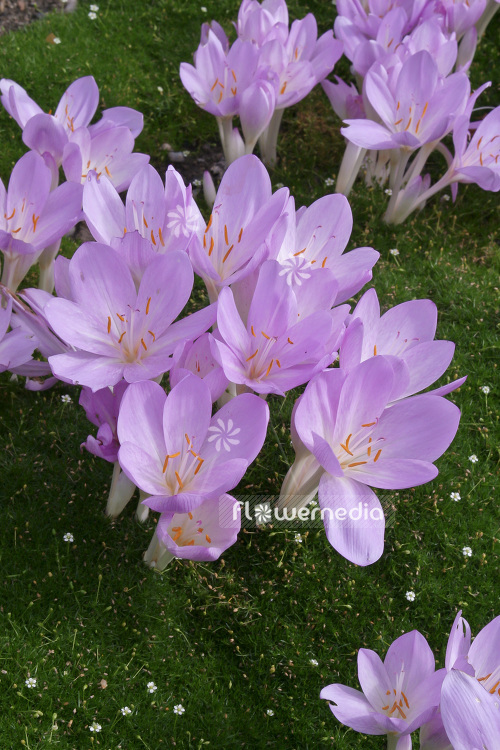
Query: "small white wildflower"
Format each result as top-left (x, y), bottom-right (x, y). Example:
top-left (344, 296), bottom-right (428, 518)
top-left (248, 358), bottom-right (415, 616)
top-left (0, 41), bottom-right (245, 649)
top-left (61, 394), bottom-right (72, 403)
top-left (469, 454), bottom-right (478, 463)
top-left (182, 150), bottom-right (191, 158)
top-left (450, 492), bottom-right (461, 502)
top-left (462, 546), bottom-right (472, 557)
top-left (147, 681), bottom-right (157, 693)
top-left (309, 659), bottom-right (319, 667)
top-left (201, 6), bottom-right (207, 12)
top-left (294, 533), bottom-right (303, 543)
top-left (442, 194), bottom-right (450, 201)
top-left (275, 182), bottom-right (284, 189)
top-left (63, 532), bottom-right (74, 542)
top-left (53, 37), bottom-right (61, 44)
top-left (90, 4), bottom-right (99, 10)
top-left (173, 704), bottom-right (185, 715)
top-left (157, 86), bottom-right (164, 94)
top-left (480, 386), bottom-right (490, 395)
top-left (120, 706), bottom-right (132, 716)
top-left (405, 590), bottom-right (416, 602)
top-left (324, 177), bottom-right (335, 187)
top-left (389, 248), bottom-right (400, 256)
top-left (89, 721), bottom-right (101, 733)
top-left (266, 709), bottom-right (274, 716)
top-left (25, 677), bottom-right (37, 688)
top-left (384, 188), bottom-right (393, 196)
top-left (88, 11), bottom-right (97, 19)
top-left (192, 178), bottom-right (201, 187)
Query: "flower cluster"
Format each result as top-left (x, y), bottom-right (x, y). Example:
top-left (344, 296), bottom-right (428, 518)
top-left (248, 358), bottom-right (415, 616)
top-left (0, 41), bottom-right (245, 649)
top-left (323, 0), bottom-right (500, 222)
top-left (180, 0), bottom-right (343, 165)
top-left (0, 76), bottom-right (148, 291)
top-left (321, 611), bottom-right (500, 749)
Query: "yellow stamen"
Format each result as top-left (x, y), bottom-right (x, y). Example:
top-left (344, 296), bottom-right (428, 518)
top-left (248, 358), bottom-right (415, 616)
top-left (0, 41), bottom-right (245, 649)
top-left (293, 248), bottom-right (306, 256)
top-left (246, 349), bottom-right (258, 361)
top-left (280, 81), bottom-right (287, 95)
top-left (146, 297), bottom-right (151, 315)
top-left (348, 461), bottom-right (367, 467)
top-left (32, 214), bottom-right (40, 232)
top-left (211, 78), bottom-right (219, 91)
top-left (261, 331), bottom-right (270, 340)
top-left (118, 332), bottom-right (126, 344)
top-left (238, 227), bottom-right (243, 242)
top-left (265, 360), bottom-right (274, 377)
top-left (105, 165), bottom-right (112, 177)
top-left (143, 216), bottom-right (148, 228)
top-left (117, 313), bottom-right (125, 322)
top-left (148, 330), bottom-right (156, 342)
top-left (222, 244), bottom-right (234, 263)
top-left (4, 208), bottom-right (15, 220)
top-left (340, 434), bottom-right (353, 455)
top-left (194, 458), bottom-right (204, 476)
top-left (251, 325), bottom-right (256, 337)
top-left (151, 229), bottom-right (156, 246)
top-left (287, 338), bottom-right (294, 345)
top-left (208, 236), bottom-right (214, 256)
top-left (224, 224), bottom-right (229, 245)
top-left (205, 534), bottom-right (212, 543)
top-left (107, 316), bottom-right (111, 333)
top-left (158, 226), bottom-right (165, 247)
top-left (141, 338), bottom-right (147, 351)
top-left (374, 449), bottom-right (382, 462)
top-left (175, 471), bottom-right (184, 489)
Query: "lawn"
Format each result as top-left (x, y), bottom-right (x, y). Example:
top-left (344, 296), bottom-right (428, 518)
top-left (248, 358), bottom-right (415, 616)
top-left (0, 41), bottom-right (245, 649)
top-left (0, 1), bottom-right (498, 748)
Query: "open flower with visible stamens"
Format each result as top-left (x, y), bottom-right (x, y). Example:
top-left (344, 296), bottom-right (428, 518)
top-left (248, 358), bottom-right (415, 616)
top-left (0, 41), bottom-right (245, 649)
top-left (339, 288), bottom-right (466, 402)
top-left (117, 375), bottom-right (269, 515)
top-left (450, 106), bottom-right (500, 192)
top-left (341, 51), bottom-right (470, 153)
top-left (321, 630), bottom-right (445, 749)
top-left (0, 151), bottom-right (82, 291)
top-left (144, 493), bottom-right (241, 569)
top-left (62, 125), bottom-right (149, 193)
top-left (213, 260), bottom-right (347, 396)
top-left (280, 356), bottom-right (461, 564)
top-left (188, 155), bottom-right (289, 301)
top-left (83, 164), bottom-right (205, 282)
top-left (274, 193), bottom-right (379, 305)
top-left (45, 244), bottom-right (216, 391)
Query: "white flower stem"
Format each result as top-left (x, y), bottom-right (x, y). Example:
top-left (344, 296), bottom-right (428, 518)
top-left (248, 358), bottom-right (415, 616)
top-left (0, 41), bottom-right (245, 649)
top-left (258, 109), bottom-right (284, 167)
top-left (136, 490), bottom-right (150, 523)
top-left (277, 453), bottom-right (323, 511)
top-left (336, 141), bottom-right (367, 196)
top-left (105, 462), bottom-right (136, 517)
top-left (143, 530), bottom-right (175, 570)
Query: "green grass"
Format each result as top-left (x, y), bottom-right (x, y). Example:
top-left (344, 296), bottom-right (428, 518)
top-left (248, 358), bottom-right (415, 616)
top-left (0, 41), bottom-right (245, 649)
top-left (0, 1), bottom-right (499, 748)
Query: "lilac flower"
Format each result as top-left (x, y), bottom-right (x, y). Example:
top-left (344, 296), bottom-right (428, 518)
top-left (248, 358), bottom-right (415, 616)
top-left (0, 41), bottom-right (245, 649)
top-left (46, 244), bottom-right (216, 391)
top-left (213, 260), bottom-right (346, 396)
top-left (1, 75), bottom-right (99, 140)
top-left (83, 165), bottom-right (204, 282)
top-left (117, 375), bottom-right (269, 515)
top-left (79, 381), bottom-right (129, 463)
top-left (0, 296), bottom-right (36, 373)
top-left (189, 155), bottom-right (289, 300)
top-left (281, 357), bottom-right (461, 564)
top-left (440, 670), bottom-right (500, 750)
top-left (274, 193), bottom-right (379, 305)
top-left (0, 151), bottom-right (82, 291)
top-left (341, 52), bottom-right (470, 153)
top-left (144, 493), bottom-right (241, 568)
top-left (339, 288), bottom-right (465, 401)
top-left (451, 106), bottom-right (500, 191)
top-left (321, 630), bottom-right (445, 748)
top-left (169, 333), bottom-right (229, 403)
top-left (62, 125), bottom-right (149, 192)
